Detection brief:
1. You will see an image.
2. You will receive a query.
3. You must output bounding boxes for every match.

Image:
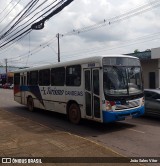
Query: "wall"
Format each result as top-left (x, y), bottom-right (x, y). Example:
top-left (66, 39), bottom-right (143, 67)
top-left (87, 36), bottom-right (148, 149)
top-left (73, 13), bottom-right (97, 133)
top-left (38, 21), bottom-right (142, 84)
top-left (151, 47), bottom-right (160, 59)
top-left (141, 59), bottom-right (160, 89)
top-left (141, 59), bottom-right (158, 89)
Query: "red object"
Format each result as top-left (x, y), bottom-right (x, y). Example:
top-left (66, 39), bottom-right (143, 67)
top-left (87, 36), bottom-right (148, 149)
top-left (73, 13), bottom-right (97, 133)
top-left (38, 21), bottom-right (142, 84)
top-left (106, 101), bottom-right (115, 106)
top-left (3, 83), bottom-right (11, 89)
top-left (110, 101), bottom-right (115, 106)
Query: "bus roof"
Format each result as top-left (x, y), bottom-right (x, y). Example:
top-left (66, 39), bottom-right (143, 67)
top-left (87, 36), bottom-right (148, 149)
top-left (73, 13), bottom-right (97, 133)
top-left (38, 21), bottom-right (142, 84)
top-left (14, 54), bottom-right (139, 73)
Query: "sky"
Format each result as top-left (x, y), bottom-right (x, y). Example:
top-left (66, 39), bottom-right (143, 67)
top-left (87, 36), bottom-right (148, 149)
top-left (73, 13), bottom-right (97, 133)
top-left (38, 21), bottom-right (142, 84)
top-left (0, 0), bottom-right (160, 67)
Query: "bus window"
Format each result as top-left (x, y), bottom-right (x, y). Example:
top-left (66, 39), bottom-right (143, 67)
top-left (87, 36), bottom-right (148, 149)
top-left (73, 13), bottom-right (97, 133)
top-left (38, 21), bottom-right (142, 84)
top-left (93, 70), bottom-right (99, 95)
top-left (21, 77), bottom-right (24, 85)
top-left (85, 70), bottom-right (91, 91)
top-left (66, 65), bottom-right (81, 86)
top-left (29, 71), bottom-right (38, 85)
top-left (14, 73), bottom-right (20, 85)
top-left (39, 69), bottom-right (50, 86)
top-left (51, 67), bottom-right (65, 86)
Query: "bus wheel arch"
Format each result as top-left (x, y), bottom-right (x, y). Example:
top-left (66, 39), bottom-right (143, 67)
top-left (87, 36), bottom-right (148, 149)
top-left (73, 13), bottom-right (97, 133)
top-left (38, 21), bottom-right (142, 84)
top-left (27, 96), bottom-right (34, 112)
top-left (67, 101), bottom-right (81, 124)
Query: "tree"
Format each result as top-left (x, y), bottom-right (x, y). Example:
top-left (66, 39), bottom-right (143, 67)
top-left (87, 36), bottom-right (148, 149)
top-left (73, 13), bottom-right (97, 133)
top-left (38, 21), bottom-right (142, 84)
top-left (134, 49), bottom-right (140, 53)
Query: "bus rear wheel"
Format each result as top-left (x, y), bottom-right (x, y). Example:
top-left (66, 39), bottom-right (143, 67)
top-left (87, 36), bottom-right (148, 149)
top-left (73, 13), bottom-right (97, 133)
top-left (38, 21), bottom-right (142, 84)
top-left (27, 97), bottom-right (34, 112)
top-left (68, 103), bottom-right (81, 124)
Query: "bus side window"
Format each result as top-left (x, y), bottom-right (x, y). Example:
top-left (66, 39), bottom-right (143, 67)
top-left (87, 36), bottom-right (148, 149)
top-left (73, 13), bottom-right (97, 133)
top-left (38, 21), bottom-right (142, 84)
top-left (51, 67), bottom-right (65, 86)
top-left (66, 65), bottom-right (81, 86)
top-left (93, 70), bottom-right (99, 95)
top-left (39, 69), bottom-right (50, 86)
top-left (14, 73), bottom-right (20, 85)
top-left (29, 71), bottom-right (38, 86)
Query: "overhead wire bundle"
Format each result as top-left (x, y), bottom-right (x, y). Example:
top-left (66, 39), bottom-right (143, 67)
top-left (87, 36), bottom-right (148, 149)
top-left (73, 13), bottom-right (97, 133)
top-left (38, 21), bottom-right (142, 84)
top-left (62, 0), bottom-right (160, 36)
top-left (1, 0), bottom-right (160, 66)
top-left (14, 0), bottom-right (160, 60)
top-left (0, 0), bottom-right (74, 50)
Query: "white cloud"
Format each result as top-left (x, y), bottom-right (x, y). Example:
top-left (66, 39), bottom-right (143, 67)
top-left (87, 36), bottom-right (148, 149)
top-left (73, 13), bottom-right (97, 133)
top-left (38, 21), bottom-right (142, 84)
top-left (0, 0), bottom-right (160, 66)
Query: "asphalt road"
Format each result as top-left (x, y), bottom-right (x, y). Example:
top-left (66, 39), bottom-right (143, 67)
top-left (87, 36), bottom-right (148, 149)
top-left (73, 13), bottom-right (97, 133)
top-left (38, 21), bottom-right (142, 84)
top-left (0, 89), bottom-right (160, 164)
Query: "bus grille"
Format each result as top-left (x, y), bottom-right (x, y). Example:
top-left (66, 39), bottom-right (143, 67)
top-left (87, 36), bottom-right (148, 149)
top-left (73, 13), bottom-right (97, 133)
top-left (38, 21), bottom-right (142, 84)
top-left (115, 100), bottom-right (140, 111)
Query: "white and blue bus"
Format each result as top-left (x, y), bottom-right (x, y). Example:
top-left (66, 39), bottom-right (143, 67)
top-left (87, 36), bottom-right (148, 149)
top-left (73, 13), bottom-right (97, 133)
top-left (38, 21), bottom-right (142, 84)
top-left (14, 55), bottom-right (145, 124)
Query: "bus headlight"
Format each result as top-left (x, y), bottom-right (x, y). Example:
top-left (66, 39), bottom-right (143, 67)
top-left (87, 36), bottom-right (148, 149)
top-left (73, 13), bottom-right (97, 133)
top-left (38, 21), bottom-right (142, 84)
top-left (106, 101), bottom-right (116, 111)
top-left (141, 97), bottom-right (145, 106)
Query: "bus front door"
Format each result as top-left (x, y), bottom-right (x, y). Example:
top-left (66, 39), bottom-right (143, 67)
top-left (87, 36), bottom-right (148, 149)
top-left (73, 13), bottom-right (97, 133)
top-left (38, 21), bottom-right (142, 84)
top-left (84, 68), bottom-right (101, 121)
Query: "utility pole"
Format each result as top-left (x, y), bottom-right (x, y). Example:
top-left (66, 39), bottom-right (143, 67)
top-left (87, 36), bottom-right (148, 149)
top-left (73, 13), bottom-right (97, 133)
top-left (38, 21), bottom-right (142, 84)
top-left (56, 33), bottom-right (60, 62)
top-left (5, 58), bottom-right (8, 83)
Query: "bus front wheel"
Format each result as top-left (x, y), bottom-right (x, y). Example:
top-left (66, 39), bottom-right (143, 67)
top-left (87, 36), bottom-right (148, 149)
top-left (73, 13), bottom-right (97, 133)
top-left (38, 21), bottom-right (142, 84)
top-left (68, 103), bottom-right (81, 124)
top-left (27, 97), bottom-right (34, 112)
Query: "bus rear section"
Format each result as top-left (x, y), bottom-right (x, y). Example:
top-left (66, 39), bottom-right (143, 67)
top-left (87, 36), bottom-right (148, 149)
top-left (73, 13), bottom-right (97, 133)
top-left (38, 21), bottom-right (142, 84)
top-left (102, 56), bottom-right (145, 123)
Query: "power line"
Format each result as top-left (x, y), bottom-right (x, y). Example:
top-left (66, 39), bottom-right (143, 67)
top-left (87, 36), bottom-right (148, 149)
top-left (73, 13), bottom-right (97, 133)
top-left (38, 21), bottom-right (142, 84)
top-left (31, 0), bottom-right (74, 30)
top-left (0, 0), bottom-right (158, 50)
top-left (61, 31), bottom-right (160, 57)
top-left (5, 29), bottom-right (160, 66)
top-left (8, 0), bottom-right (160, 61)
top-left (0, 0), bottom-right (14, 16)
top-left (62, 37), bottom-right (160, 61)
top-left (61, 0), bottom-right (160, 36)
top-left (0, 0), bottom-right (55, 39)
top-left (0, 0), bottom-right (71, 42)
top-left (1, 0), bottom-right (160, 66)
top-left (0, 0), bottom-right (22, 25)
top-left (0, 0), bottom-right (39, 39)
top-left (0, 0), bottom-right (74, 50)
top-left (1, 35), bottom-right (57, 62)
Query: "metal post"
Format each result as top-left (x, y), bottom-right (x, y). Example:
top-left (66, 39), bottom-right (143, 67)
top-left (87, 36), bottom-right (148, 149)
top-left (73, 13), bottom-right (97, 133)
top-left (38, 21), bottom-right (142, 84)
top-left (57, 33), bottom-right (60, 62)
top-left (5, 59), bottom-right (8, 83)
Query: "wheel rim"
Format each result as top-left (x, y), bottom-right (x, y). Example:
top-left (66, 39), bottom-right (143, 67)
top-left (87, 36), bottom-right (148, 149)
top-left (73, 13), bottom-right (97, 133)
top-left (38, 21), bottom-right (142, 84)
top-left (69, 104), bottom-right (81, 124)
top-left (28, 98), bottom-right (34, 111)
top-left (70, 108), bottom-right (77, 120)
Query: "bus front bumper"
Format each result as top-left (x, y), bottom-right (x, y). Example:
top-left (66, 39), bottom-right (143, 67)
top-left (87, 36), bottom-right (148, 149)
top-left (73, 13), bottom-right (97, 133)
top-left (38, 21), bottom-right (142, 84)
top-left (102, 106), bottom-right (145, 123)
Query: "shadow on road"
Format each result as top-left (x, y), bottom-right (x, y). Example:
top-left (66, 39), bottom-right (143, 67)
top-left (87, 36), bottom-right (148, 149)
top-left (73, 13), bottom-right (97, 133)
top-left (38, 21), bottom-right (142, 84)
top-left (136, 115), bottom-right (160, 125)
top-left (2, 105), bottom-right (138, 138)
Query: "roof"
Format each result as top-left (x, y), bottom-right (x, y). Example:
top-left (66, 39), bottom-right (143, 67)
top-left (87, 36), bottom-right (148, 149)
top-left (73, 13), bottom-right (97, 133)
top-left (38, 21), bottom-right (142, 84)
top-left (14, 54), bottom-right (139, 73)
top-left (125, 50), bottom-right (151, 60)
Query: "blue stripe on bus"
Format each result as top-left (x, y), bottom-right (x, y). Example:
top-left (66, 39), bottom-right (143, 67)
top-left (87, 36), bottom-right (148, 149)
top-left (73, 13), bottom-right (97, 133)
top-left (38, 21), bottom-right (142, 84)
top-left (102, 106), bottom-right (145, 123)
top-left (20, 85), bottom-right (44, 106)
top-left (20, 86), bottom-right (29, 91)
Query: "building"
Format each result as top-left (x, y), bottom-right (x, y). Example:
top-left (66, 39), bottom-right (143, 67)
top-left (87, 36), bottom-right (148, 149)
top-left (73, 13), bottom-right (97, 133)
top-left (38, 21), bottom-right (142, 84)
top-left (127, 48), bottom-right (160, 89)
top-left (0, 66), bottom-right (19, 84)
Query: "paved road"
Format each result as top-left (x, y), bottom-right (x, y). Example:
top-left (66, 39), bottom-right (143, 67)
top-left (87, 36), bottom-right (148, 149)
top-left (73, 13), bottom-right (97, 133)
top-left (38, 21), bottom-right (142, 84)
top-left (0, 89), bottom-right (160, 165)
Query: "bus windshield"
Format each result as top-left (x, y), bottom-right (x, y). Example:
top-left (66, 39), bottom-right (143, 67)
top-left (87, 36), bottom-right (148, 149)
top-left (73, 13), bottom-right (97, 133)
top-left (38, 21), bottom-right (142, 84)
top-left (103, 59), bottom-right (143, 96)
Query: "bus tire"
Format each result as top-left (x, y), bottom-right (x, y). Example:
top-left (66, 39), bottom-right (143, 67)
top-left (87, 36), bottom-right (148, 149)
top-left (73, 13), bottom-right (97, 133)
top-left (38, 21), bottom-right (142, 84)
top-left (68, 103), bottom-right (81, 124)
top-left (27, 97), bottom-right (34, 112)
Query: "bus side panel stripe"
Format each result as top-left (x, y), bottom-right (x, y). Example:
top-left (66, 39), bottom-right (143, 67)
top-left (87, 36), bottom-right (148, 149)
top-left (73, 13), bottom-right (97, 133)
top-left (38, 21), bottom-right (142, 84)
top-left (102, 106), bottom-right (145, 123)
top-left (21, 85), bottom-right (44, 106)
